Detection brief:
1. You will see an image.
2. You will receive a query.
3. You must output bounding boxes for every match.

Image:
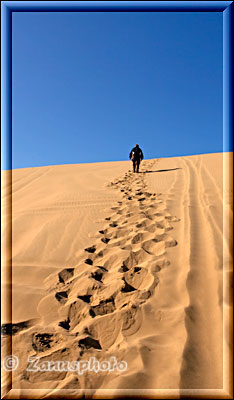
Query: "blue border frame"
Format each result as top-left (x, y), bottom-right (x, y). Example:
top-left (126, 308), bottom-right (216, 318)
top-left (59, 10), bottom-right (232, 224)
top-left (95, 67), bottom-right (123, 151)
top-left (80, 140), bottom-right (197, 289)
top-left (223, 3), bottom-right (233, 152)
top-left (1, 1), bottom-right (233, 12)
top-left (1, 2), bottom-right (233, 397)
top-left (1, 1), bottom-right (233, 170)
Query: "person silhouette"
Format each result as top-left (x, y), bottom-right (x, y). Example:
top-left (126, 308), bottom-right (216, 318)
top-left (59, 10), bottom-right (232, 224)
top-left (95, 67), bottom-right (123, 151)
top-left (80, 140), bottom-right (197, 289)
top-left (129, 144), bottom-right (144, 173)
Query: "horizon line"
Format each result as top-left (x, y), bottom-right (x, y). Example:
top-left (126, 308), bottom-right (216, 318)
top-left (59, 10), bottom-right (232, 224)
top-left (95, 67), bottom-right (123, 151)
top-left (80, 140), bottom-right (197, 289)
top-left (2, 150), bottom-right (231, 171)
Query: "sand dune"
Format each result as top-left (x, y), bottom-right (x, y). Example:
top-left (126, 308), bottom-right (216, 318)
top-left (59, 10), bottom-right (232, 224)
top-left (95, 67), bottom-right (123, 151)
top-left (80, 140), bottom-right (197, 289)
top-left (1, 153), bottom-right (233, 398)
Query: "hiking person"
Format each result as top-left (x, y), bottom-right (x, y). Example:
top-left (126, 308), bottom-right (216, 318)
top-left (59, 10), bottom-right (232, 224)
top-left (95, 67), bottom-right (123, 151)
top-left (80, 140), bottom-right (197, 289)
top-left (129, 144), bottom-right (144, 173)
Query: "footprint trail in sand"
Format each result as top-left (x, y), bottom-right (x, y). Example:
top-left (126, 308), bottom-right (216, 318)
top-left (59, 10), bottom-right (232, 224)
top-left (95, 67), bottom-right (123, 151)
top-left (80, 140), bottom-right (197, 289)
top-left (7, 159), bottom-right (180, 390)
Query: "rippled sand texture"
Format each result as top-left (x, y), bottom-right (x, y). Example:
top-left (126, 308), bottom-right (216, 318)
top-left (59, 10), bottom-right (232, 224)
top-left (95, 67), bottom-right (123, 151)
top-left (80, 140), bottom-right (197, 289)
top-left (1, 153), bottom-right (232, 398)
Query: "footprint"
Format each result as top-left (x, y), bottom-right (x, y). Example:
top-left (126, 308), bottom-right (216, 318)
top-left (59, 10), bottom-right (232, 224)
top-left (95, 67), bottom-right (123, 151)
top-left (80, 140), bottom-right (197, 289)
top-left (91, 270), bottom-right (103, 282)
top-left (78, 336), bottom-right (102, 352)
top-left (68, 300), bottom-right (89, 330)
top-left (89, 297), bottom-right (115, 318)
top-left (135, 192), bottom-right (143, 196)
top-left (121, 306), bottom-right (142, 337)
top-left (145, 224), bottom-right (165, 235)
top-left (114, 291), bottom-right (135, 309)
top-left (96, 249), bottom-right (106, 258)
top-left (55, 291), bottom-right (69, 304)
top-left (78, 295), bottom-right (92, 303)
top-left (85, 246), bottom-right (96, 254)
top-left (136, 219), bottom-right (151, 229)
top-left (88, 313), bottom-right (122, 350)
top-left (59, 318), bottom-right (70, 331)
top-left (122, 249), bottom-right (151, 269)
top-left (144, 192), bottom-right (153, 198)
top-left (111, 228), bottom-right (131, 239)
top-left (101, 237), bottom-right (111, 244)
top-left (131, 232), bottom-right (149, 244)
top-left (58, 268), bottom-right (74, 283)
top-left (32, 333), bottom-right (53, 353)
top-left (109, 222), bottom-right (118, 227)
top-left (99, 229), bottom-right (107, 234)
top-left (124, 267), bottom-right (154, 291)
top-left (142, 240), bottom-right (166, 256)
top-left (147, 203), bottom-right (157, 209)
top-left (91, 280), bottom-right (124, 306)
top-left (139, 212), bottom-right (153, 221)
top-left (121, 279), bottom-right (136, 293)
top-left (85, 258), bottom-right (93, 265)
top-left (71, 276), bottom-right (102, 299)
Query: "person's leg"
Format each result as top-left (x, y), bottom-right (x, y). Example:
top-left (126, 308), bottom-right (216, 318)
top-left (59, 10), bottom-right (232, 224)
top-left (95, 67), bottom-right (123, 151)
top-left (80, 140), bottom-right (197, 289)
top-left (137, 160), bottom-right (140, 173)
top-left (132, 161), bottom-right (136, 173)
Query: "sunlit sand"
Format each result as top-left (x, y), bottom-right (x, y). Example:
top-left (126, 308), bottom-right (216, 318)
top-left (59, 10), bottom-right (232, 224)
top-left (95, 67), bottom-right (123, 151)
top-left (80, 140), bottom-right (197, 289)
top-left (1, 152), bottom-right (232, 396)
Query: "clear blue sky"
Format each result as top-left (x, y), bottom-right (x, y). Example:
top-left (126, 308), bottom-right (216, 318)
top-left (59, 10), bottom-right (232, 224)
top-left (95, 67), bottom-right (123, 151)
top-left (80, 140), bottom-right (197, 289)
top-left (11, 11), bottom-right (224, 169)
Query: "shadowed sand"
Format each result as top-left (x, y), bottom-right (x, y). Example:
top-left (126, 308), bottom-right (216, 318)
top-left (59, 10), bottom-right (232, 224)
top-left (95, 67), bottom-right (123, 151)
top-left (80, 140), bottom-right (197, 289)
top-left (1, 153), bottom-right (233, 397)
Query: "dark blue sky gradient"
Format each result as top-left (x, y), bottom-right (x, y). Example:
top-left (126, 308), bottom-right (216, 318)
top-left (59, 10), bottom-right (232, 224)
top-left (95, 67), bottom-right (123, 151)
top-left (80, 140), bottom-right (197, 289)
top-left (11, 11), bottom-right (223, 169)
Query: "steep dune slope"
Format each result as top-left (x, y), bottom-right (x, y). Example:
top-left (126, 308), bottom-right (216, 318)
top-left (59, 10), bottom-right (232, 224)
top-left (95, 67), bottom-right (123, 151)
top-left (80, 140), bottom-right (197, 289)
top-left (1, 153), bottom-right (232, 398)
